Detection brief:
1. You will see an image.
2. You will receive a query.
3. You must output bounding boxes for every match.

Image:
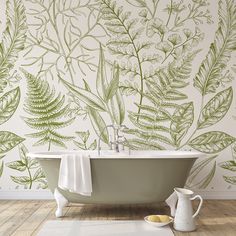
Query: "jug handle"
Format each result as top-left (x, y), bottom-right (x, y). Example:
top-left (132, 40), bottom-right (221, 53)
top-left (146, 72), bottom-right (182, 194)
top-left (190, 195), bottom-right (203, 218)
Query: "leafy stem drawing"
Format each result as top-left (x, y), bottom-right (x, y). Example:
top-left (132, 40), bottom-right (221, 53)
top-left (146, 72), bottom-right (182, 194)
top-left (0, 87), bottom-right (25, 155)
top-left (99, 0), bottom-right (159, 118)
top-left (161, 28), bottom-right (203, 64)
top-left (145, 0), bottom-right (212, 46)
top-left (165, 0), bottom-right (173, 27)
top-left (74, 131), bottom-right (97, 150)
top-left (51, 1), bottom-right (74, 83)
top-left (179, 0), bottom-right (236, 150)
top-left (124, 51), bottom-right (196, 150)
top-left (179, 87), bottom-right (233, 149)
top-left (60, 44), bottom-right (125, 145)
top-left (127, 0), bottom-right (160, 21)
top-left (147, 0), bottom-right (160, 19)
top-left (6, 144), bottom-right (47, 189)
top-left (169, 0), bottom-right (213, 32)
top-left (0, 0), bottom-right (27, 92)
top-left (182, 86), bottom-right (235, 187)
top-left (218, 143), bottom-right (236, 185)
top-left (24, 0), bottom-right (106, 82)
top-left (194, 0), bottom-right (236, 95)
top-left (25, 0), bottom-right (73, 82)
top-left (100, 0), bottom-right (144, 116)
top-left (0, 86), bottom-right (25, 179)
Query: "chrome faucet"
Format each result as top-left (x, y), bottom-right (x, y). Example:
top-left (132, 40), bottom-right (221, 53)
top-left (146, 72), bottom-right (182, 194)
top-left (98, 124), bottom-right (130, 155)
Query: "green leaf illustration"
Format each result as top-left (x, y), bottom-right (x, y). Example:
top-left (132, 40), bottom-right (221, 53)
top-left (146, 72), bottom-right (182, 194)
top-left (100, 0), bottom-right (154, 114)
top-left (0, 161), bottom-right (3, 177)
top-left (110, 89), bottom-right (125, 125)
top-left (223, 175), bottom-right (236, 185)
top-left (187, 155), bottom-right (217, 185)
top-left (7, 144), bottom-right (46, 189)
top-left (0, 0), bottom-right (27, 92)
top-left (194, 1), bottom-right (236, 95)
top-left (74, 130), bottom-right (97, 150)
top-left (10, 176), bottom-right (31, 185)
top-left (126, 0), bottom-right (146, 7)
top-left (124, 128), bottom-right (173, 146)
top-left (119, 81), bottom-right (139, 96)
top-left (73, 141), bottom-right (86, 150)
top-left (0, 87), bottom-right (20, 125)
top-left (18, 143), bottom-right (29, 166)
top-left (22, 70), bottom-right (74, 150)
top-left (89, 140), bottom-right (97, 150)
top-left (33, 168), bottom-right (45, 181)
top-left (96, 44), bottom-right (107, 100)
top-left (6, 161), bottom-right (26, 171)
top-left (109, 64), bottom-right (125, 125)
top-left (233, 143), bottom-right (236, 161)
top-left (105, 63), bottom-right (119, 102)
top-left (76, 131), bottom-right (90, 143)
top-left (170, 102), bottom-right (194, 147)
top-left (83, 79), bottom-right (92, 92)
top-left (197, 161), bottom-right (216, 189)
top-left (128, 111), bottom-right (170, 132)
top-left (61, 77), bottom-right (107, 112)
top-left (219, 160), bottom-right (236, 172)
top-left (198, 87), bottom-right (233, 129)
top-left (189, 131), bottom-right (236, 154)
top-left (126, 138), bottom-right (165, 150)
top-left (0, 131), bottom-right (24, 154)
top-left (88, 107), bottom-right (109, 144)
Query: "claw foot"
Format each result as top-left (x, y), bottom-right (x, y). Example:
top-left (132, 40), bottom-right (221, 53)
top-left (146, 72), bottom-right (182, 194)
top-left (54, 188), bottom-right (68, 218)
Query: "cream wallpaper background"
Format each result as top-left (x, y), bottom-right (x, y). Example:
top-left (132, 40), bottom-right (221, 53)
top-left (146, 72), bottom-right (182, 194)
top-left (0, 0), bottom-right (235, 196)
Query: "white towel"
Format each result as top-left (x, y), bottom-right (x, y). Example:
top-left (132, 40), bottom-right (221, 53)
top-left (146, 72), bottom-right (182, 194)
top-left (58, 153), bottom-right (92, 196)
top-left (165, 191), bottom-right (178, 217)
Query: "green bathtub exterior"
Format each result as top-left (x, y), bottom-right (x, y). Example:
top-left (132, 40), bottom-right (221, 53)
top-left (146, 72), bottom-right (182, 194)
top-left (37, 156), bottom-right (197, 204)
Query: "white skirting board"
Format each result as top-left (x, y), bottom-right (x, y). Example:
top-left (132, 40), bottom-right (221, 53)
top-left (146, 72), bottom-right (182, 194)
top-left (0, 190), bottom-right (236, 200)
top-left (0, 190), bottom-right (54, 200)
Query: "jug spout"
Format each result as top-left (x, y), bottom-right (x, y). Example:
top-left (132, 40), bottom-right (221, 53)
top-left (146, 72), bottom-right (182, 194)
top-left (165, 191), bottom-right (178, 217)
top-left (174, 187), bottom-right (194, 196)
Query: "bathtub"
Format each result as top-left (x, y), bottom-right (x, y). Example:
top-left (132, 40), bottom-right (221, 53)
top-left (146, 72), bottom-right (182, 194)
top-left (28, 150), bottom-right (204, 217)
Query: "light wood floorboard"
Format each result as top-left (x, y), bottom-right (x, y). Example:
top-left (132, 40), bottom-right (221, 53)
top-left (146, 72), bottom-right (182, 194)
top-left (0, 200), bottom-right (235, 236)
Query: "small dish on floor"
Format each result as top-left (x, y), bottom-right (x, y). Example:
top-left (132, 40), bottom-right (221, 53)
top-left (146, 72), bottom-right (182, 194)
top-left (144, 215), bottom-right (173, 227)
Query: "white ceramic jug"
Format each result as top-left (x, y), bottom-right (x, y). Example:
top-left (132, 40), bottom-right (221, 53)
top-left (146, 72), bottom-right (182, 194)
top-left (173, 187), bottom-right (203, 232)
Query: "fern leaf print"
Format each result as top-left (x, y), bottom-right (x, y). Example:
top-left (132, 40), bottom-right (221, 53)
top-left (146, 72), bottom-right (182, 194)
top-left (22, 70), bottom-right (75, 150)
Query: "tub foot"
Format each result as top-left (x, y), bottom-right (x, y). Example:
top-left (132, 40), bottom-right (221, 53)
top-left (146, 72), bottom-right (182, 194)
top-left (54, 188), bottom-right (68, 218)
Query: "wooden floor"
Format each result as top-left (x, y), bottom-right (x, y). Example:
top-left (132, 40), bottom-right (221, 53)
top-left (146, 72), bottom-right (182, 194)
top-left (0, 200), bottom-right (236, 236)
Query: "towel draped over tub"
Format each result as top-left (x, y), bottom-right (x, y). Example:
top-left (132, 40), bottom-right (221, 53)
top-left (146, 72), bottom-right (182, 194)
top-left (58, 153), bottom-right (92, 196)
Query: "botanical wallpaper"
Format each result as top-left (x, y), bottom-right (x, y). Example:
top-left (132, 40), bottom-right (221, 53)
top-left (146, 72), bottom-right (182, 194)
top-left (0, 0), bottom-right (236, 193)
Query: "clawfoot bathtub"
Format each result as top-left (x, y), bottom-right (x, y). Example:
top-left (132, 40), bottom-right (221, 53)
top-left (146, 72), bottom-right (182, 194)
top-left (28, 150), bottom-right (204, 217)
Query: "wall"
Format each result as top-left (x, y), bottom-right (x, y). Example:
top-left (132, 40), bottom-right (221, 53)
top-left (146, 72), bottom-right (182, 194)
top-left (0, 0), bottom-right (236, 198)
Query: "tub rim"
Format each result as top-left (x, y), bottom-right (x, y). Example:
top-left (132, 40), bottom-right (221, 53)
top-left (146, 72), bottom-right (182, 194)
top-left (27, 150), bottom-right (205, 159)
